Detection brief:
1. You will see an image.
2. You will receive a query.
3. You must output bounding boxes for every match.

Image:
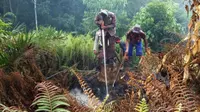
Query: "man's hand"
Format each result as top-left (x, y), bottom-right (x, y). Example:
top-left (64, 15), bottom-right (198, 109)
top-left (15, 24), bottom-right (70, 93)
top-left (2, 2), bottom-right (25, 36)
top-left (101, 25), bottom-right (107, 29)
top-left (123, 52), bottom-right (129, 60)
top-left (101, 21), bottom-right (107, 29)
top-left (145, 47), bottom-right (151, 55)
top-left (94, 50), bottom-right (98, 55)
top-left (98, 20), bottom-right (103, 25)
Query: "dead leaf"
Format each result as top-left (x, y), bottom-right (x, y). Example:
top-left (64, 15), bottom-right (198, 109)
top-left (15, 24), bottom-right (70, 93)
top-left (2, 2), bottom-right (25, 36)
top-left (183, 65), bottom-right (189, 83)
top-left (194, 21), bottom-right (200, 34)
top-left (184, 35), bottom-right (190, 41)
top-left (198, 39), bottom-right (200, 52)
top-left (197, 5), bottom-right (200, 15)
top-left (185, 5), bottom-right (189, 16)
top-left (192, 42), bottom-right (198, 55)
top-left (162, 54), bottom-right (167, 65)
top-left (184, 51), bottom-right (191, 64)
top-left (190, 4), bottom-right (194, 11)
top-left (191, 34), bottom-right (198, 41)
top-left (146, 47), bottom-right (151, 55)
top-left (188, 19), bottom-right (193, 30)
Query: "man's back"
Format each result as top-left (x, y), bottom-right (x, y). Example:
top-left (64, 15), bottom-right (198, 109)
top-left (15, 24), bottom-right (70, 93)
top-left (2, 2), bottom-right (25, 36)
top-left (94, 10), bottom-right (116, 36)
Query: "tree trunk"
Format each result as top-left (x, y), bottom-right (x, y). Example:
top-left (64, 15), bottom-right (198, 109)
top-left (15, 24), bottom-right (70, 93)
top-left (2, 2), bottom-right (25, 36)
top-left (8, 0), bottom-right (13, 13)
top-left (34, 0), bottom-right (38, 31)
top-left (3, 0), bottom-right (7, 13)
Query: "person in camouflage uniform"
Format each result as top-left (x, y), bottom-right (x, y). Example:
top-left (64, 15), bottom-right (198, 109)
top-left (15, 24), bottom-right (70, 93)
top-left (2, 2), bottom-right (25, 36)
top-left (93, 9), bottom-right (117, 71)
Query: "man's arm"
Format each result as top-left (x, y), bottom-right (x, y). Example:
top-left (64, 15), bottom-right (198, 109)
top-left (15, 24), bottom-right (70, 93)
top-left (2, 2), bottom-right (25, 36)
top-left (141, 32), bottom-right (148, 50)
top-left (93, 31), bottom-right (100, 52)
top-left (125, 32), bottom-right (131, 56)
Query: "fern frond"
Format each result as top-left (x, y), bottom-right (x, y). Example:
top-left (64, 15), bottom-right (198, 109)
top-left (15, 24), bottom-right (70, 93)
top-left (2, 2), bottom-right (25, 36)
top-left (95, 94), bottom-right (110, 112)
top-left (134, 98), bottom-right (149, 112)
top-left (0, 103), bottom-right (26, 112)
top-left (31, 81), bottom-right (70, 112)
top-left (102, 101), bottom-right (115, 112)
top-left (175, 103), bottom-right (182, 112)
top-left (70, 68), bottom-right (101, 108)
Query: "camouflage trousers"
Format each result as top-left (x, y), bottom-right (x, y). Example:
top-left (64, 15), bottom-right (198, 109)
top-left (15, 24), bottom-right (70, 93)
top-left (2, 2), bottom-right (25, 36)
top-left (97, 34), bottom-right (116, 64)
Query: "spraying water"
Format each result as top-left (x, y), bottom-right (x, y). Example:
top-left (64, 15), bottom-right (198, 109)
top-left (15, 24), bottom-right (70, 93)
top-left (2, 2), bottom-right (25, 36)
top-left (101, 29), bottom-right (109, 95)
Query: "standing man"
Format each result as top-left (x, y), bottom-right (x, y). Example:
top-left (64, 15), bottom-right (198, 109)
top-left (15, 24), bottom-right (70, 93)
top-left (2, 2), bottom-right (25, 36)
top-left (120, 24), bottom-right (148, 70)
top-left (93, 9), bottom-right (117, 71)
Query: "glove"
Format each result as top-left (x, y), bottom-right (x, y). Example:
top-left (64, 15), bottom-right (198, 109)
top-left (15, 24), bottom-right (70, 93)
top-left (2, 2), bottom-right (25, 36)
top-left (116, 39), bottom-right (121, 43)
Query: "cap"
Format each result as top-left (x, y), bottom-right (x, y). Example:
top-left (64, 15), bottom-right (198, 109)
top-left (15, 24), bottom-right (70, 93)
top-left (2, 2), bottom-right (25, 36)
top-left (132, 24), bottom-right (141, 33)
top-left (100, 9), bottom-right (108, 16)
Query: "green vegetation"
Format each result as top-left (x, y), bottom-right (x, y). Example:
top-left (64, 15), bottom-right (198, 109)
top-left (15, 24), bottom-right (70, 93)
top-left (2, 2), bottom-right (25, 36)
top-left (0, 0), bottom-right (187, 36)
top-left (31, 81), bottom-right (70, 112)
top-left (131, 0), bottom-right (184, 51)
top-left (0, 18), bottom-right (11, 34)
top-left (134, 98), bottom-right (149, 112)
top-left (0, 0), bottom-right (189, 69)
top-left (32, 27), bottom-right (95, 69)
top-left (0, 27), bottom-right (95, 71)
top-left (0, 0), bottom-right (199, 112)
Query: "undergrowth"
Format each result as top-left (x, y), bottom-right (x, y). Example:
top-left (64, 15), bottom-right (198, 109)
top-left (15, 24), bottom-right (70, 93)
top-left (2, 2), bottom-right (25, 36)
top-left (32, 27), bottom-right (95, 69)
top-left (1, 1), bottom-right (200, 111)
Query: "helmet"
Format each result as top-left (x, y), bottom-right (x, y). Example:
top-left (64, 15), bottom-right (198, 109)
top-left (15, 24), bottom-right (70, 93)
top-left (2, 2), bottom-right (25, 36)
top-left (100, 9), bottom-right (108, 16)
top-left (132, 24), bottom-right (141, 34)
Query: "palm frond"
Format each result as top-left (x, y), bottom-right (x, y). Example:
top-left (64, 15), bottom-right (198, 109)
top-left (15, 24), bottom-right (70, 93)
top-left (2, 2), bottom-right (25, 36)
top-left (31, 81), bottom-right (70, 112)
top-left (12, 23), bottom-right (26, 34)
top-left (0, 33), bottom-right (32, 71)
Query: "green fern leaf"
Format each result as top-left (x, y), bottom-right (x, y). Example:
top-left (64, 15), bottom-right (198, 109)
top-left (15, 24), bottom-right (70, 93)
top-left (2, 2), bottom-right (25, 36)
top-left (52, 101), bottom-right (70, 109)
top-left (51, 95), bottom-right (68, 102)
top-left (53, 108), bottom-right (70, 112)
top-left (31, 81), bottom-right (70, 112)
top-left (35, 108), bottom-right (51, 112)
top-left (135, 98), bottom-right (149, 112)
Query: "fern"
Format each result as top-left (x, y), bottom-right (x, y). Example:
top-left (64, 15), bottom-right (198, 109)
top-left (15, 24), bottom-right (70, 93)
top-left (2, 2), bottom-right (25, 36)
top-left (31, 81), bottom-right (70, 112)
top-left (31, 27), bottom-right (95, 69)
top-left (101, 101), bottom-right (114, 112)
top-left (0, 33), bottom-right (32, 71)
top-left (0, 104), bottom-right (25, 112)
top-left (175, 103), bottom-right (182, 112)
top-left (135, 98), bottom-right (149, 112)
top-left (95, 94), bottom-right (109, 112)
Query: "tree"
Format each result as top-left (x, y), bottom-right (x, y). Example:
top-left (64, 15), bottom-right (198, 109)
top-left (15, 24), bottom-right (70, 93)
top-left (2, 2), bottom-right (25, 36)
top-left (131, 0), bottom-right (182, 51)
top-left (126, 0), bottom-right (150, 18)
top-left (8, 0), bottom-right (13, 13)
top-left (33, 0), bottom-right (38, 31)
top-left (36, 0), bottom-right (85, 33)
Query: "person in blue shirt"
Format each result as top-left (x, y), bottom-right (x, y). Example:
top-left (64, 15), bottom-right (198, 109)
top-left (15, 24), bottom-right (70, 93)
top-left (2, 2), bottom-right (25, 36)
top-left (120, 24), bottom-right (148, 70)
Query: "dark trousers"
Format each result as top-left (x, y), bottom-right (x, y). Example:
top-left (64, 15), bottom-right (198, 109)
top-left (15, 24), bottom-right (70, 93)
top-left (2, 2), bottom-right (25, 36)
top-left (97, 33), bottom-right (116, 67)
